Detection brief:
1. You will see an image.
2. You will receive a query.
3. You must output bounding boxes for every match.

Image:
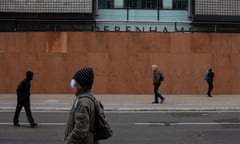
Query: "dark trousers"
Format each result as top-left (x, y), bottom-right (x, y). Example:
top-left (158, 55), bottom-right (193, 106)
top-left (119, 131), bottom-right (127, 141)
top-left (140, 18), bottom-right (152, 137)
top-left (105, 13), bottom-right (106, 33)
top-left (13, 103), bottom-right (35, 124)
top-left (154, 83), bottom-right (164, 102)
top-left (207, 81), bottom-right (214, 96)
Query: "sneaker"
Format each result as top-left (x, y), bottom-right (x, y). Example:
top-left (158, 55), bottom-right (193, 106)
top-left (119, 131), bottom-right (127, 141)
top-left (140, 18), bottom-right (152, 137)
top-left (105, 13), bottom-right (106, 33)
top-left (152, 101), bottom-right (159, 104)
top-left (30, 123), bottom-right (38, 128)
top-left (160, 98), bottom-right (165, 104)
top-left (207, 93), bottom-right (211, 97)
top-left (14, 123), bottom-right (20, 127)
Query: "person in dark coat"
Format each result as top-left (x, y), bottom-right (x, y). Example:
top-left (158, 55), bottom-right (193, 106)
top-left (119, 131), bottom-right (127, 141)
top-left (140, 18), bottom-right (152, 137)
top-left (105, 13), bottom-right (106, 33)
top-left (206, 68), bottom-right (215, 97)
top-left (152, 65), bottom-right (165, 104)
top-left (13, 71), bottom-right (38, 127)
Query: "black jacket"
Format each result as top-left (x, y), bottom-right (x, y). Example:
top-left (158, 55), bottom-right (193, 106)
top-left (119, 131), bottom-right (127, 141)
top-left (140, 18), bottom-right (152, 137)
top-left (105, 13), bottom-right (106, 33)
top-left (207, 72), bottom-right (214, 83)
top-left (16, 79), bottom-right (31, 104)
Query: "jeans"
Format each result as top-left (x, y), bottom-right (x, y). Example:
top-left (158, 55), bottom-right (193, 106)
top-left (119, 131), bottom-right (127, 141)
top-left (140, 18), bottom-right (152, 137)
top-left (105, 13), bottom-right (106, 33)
top-left (154, 83), bottom-right (164, 102)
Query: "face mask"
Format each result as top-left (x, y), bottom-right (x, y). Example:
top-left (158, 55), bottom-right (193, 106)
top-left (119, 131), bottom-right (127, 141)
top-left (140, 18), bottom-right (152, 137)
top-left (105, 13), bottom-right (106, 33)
top-left (70, 79), bottom-right (76, 90)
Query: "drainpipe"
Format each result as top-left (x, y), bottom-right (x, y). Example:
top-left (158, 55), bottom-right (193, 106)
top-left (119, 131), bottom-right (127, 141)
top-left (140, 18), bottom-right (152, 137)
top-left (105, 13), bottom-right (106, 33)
top-left (157, 0), bottom-right (160, 21)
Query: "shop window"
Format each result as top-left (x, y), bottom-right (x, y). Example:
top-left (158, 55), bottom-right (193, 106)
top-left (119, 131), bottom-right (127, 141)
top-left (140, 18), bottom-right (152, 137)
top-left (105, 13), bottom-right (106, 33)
top-left (98, 0), bottom-right (114, 9)
top-left (124, 0), bottom-right (162, 9)
top-left (173, 0), bottom-right (188, 10)
top-left (142, 0), bottom-right (162, 9)
top-left (124, 0), bottom-right (142, 9)
top-left (98, 0), bottom-right (187, 10)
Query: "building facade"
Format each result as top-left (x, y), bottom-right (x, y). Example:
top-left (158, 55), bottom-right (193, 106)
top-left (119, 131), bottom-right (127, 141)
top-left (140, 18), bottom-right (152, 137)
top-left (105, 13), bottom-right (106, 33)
top-left (95, 0), bottom-right (190, 32)
top-left (0, 0), bottom-right (240, 32)
top-left (0, 0), bottom-right (97, 31)
top-left (95, 0), bottom-right (240, 32)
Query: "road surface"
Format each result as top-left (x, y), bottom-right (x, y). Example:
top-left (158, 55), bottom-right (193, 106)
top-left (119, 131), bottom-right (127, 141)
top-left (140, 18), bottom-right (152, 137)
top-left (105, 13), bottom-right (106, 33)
top-left (0, 111), bottom-right (240, 144)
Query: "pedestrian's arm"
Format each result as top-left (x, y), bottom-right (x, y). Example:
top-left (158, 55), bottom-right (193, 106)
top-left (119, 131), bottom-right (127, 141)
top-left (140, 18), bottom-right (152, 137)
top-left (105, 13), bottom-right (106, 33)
top-left (16, 81), bottom-right (25, 96)
top-left (64, 102), bottom-right (90, 144)
top-left (153, 71), bottom-right (160, 84)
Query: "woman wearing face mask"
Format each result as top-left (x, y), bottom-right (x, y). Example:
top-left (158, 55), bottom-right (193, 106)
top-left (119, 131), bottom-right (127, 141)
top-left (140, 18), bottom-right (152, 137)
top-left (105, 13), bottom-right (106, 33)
top-left (65, 67), bottom-right (99, 144)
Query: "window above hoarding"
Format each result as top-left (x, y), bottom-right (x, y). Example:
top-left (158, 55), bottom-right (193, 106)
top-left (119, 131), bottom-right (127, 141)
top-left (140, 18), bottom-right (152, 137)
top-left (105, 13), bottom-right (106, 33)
top-left (191, 0), bottom-right (240, 22)
top-left (0, 0), bottom-right (95, 20)
top-left (98, 0), bottom-right (188, 10)
top-left (173, 0), bottom-right (188, 10)
top-left (0, 0), bottom-right (93, 13)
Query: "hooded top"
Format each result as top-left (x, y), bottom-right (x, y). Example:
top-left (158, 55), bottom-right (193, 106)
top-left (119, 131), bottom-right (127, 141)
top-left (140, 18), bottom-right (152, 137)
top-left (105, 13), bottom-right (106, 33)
top-left (16, 71), bottom-right (34, 103)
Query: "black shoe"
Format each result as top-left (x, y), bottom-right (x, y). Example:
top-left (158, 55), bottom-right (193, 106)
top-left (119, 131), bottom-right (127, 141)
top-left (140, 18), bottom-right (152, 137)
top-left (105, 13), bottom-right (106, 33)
top-left (31, 123), bottom-right (38, 128)
top-left (160, 98), bottom-right (166, 104)
top-left (14, 123), bottom-right (20, 127)
top-left (152, 101), bottom-right (159, 104)
top-left (208, 95), bottom-right (213, 97)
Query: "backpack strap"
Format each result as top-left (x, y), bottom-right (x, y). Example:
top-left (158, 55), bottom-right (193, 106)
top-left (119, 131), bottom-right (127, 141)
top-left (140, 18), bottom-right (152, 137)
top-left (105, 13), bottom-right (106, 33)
top-left (75, 94), bottom-right (96, 107)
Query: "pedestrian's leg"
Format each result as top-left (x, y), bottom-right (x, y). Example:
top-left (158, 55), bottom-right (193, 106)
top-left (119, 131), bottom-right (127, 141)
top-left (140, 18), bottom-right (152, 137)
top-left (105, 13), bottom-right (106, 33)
top-left (155, 83), bottom-right (165, 103)
top-left (209, 83), bottom-right (213, 96)
top-left (207, 82), bottom-right (210, 96)
top-left (207, 82), bottom-right (213, 97)
top-left (13, 104), bottom-right (23, 125)
top-left (157, 84), bottom-right (164, 100)
top-left (158, 92), bottom-right (165, 103)
top-left (24, 103), bottom-right (35, 124)
top-left (153, 84), bottom-right (160, 103)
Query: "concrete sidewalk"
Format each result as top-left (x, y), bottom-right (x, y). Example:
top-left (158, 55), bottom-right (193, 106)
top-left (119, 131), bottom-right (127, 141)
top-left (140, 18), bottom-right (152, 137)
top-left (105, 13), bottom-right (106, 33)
top-left (0, 94), bottom-right (240, 111)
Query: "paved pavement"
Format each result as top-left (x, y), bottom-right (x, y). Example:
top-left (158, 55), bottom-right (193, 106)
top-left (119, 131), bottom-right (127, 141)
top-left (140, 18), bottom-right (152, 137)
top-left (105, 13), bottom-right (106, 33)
top-left (0, 94), bottom-right (240, 111)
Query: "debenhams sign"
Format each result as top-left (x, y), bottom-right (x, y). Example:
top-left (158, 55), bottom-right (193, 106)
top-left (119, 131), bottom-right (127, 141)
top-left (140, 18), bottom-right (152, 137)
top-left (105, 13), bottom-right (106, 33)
top-left (92, 23), bottom-right (192, 32)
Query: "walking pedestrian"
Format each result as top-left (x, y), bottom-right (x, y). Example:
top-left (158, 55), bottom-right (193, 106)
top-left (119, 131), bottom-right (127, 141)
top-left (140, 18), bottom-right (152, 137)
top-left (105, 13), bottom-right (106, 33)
top-left (64, 67), bottom-right (98, 144)
top-left (13, 71), bottom-right (38, 127)
top-left (205, 68), bottom-right (215, 97)
top-left (152, 65), bottom-right (165, 104)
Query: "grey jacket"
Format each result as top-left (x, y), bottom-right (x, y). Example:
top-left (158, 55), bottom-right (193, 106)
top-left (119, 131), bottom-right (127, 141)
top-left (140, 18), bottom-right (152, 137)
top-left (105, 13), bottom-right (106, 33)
top-left (64, 91), bottom-right (98, 144)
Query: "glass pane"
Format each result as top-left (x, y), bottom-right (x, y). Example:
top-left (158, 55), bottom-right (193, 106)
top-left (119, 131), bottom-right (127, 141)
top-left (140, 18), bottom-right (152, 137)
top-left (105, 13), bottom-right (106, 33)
top-left (98, 0), bottom-right (114, 9)
top-left (173, 0), bottom-right (188, 10)
top-left (163, 0), bottom-right (173, 9)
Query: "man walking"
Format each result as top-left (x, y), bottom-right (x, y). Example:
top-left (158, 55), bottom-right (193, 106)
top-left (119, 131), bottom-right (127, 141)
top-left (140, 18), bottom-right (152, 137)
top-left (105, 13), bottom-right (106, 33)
top-left (13, 71), bottom-right (38, 127)
top-left (64, 67), bottom-right (98, 144)
top-left (152, 65), bottom-right (165, 104)
top-left (206, 68), bottom-right (215, 97)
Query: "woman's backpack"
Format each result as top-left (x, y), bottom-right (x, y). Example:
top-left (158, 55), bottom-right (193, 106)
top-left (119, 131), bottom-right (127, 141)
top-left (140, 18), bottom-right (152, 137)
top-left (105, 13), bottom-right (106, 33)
top-left (79, 95), bottom-right (113, 140)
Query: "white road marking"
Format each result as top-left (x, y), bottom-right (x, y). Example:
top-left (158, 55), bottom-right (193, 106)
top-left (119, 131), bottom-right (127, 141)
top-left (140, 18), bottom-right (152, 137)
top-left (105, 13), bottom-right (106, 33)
top-left (135, 122), bottom-right (240, 126)
top-left (46, 100), bottom-right (60, 103)
top-left (0, 122), bottom-right (65, 126)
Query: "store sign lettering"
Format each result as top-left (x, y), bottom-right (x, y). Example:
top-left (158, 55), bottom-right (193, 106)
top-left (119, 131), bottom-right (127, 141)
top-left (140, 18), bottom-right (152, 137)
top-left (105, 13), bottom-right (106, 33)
top-left (92, 25), bottom-right (192, 32)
